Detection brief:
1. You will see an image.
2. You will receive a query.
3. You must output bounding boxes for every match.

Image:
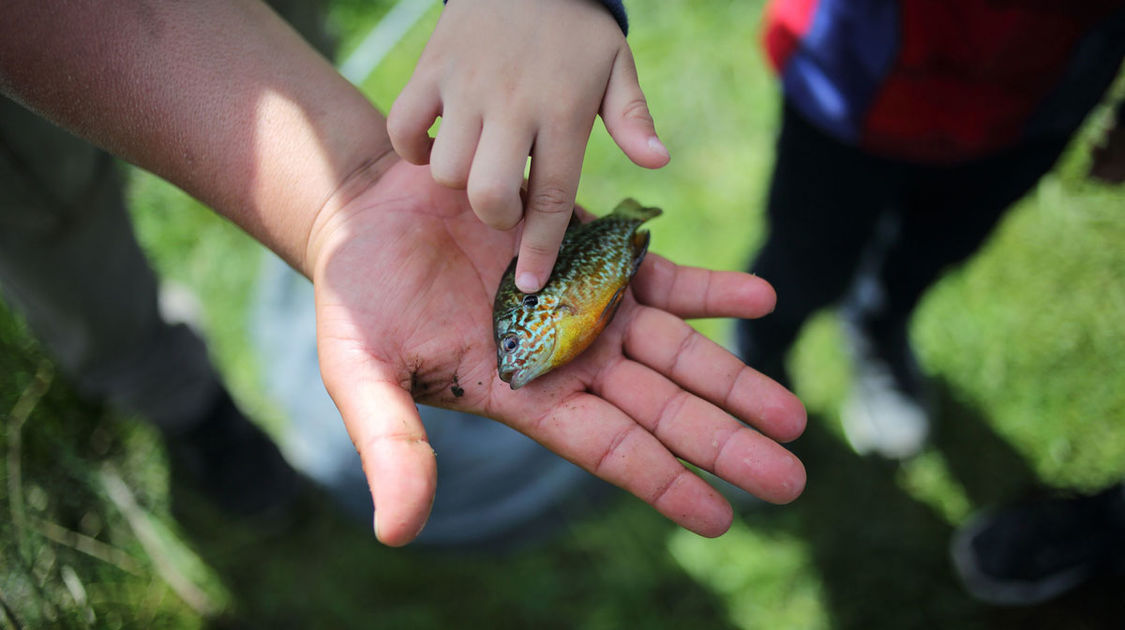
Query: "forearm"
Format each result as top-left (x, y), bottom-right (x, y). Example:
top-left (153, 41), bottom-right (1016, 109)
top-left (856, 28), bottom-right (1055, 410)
top-left (0, 0), bottom-right (393, 274)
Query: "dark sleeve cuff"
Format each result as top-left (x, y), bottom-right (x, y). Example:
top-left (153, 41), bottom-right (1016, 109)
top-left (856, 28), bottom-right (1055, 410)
top-left (600, 0), bottom-right (628, 35)
top-left (443, 1), bottom-right (629, 36)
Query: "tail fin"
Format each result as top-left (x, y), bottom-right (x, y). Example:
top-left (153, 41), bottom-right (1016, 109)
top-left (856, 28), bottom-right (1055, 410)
top-left (612, 198), bottom-right (662, 223)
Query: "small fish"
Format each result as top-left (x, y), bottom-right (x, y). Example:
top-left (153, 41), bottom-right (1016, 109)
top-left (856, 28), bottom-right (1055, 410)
top-left (493, 198), bottom-right (661, 389)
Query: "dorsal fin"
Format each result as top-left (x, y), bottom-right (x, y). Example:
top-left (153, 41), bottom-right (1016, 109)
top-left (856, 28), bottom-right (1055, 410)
top-left (611, 198), bottom-right (662, 222)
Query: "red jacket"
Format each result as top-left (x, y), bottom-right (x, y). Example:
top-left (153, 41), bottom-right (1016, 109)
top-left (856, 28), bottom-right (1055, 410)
top-left (764, 0), bottom-right (1125, 162)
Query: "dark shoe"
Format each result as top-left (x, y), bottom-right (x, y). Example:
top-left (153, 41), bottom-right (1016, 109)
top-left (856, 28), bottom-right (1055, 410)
top-left (951, 484), bottom-right (1125, 606)
top-left (162, 388), bottom-right (299, 518)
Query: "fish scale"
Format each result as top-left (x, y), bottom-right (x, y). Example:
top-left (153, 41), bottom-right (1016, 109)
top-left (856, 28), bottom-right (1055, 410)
top-left (493, 199), bottom-right (662, 389)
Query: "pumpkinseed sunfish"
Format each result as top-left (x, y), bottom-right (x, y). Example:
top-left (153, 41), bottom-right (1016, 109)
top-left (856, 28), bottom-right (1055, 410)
top-left (493, 198), bottom-right (661, 389)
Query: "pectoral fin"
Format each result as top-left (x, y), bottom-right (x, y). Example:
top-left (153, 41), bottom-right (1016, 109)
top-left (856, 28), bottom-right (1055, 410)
top-left (597, 285), bottom-right (627, 328)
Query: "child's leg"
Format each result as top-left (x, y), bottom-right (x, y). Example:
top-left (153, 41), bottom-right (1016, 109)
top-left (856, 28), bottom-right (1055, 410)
top-left (739, 102), bottom-right (902, 384)
top-left (871, 137), bottom-right (1071, 340)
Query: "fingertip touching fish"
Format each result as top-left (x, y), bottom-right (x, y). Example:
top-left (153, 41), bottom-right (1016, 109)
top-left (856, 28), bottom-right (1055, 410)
top-left (493, 198), bottom-right (661, 389)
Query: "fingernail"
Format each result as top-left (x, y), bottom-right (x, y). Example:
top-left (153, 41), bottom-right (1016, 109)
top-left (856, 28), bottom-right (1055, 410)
top-left (372, 513), bottom-right (380, 540)
top-left (648, 135), bottom-right (670, 159)
top-left (516, 272), bottom-right (540, 293)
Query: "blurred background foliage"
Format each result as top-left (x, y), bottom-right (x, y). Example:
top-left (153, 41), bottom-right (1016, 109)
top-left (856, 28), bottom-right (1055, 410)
top-left (2, 0), bottom-right (1124, 628)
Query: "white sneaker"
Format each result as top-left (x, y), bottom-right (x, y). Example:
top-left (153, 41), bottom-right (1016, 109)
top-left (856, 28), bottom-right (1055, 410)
top-left (839, 321), bottom-right (932, 459)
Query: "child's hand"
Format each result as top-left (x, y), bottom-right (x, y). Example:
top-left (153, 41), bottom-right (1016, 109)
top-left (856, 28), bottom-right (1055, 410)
top-left (388, 0), bottom-right (670, 293)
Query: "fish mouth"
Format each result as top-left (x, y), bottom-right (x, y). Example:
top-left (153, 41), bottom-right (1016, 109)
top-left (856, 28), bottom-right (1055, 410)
top-left (499, 367), bottom-right (533, 390)
top-left (496, 326), bottom-right (556, 390)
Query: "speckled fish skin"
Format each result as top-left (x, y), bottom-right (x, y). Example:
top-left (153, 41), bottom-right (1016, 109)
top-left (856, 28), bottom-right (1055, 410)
top-left (493, 198), bottom-right (661, 389)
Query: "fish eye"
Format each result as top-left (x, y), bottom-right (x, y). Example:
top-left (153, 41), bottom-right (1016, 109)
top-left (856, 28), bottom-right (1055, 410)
top-left (522, 294), bottom-right (539, 308)
top-left (501, 334), bottom-right (520, 354)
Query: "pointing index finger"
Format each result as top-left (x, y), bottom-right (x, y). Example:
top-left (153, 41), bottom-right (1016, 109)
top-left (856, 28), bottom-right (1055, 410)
top-left (515, 126), bottom-right (590, 293)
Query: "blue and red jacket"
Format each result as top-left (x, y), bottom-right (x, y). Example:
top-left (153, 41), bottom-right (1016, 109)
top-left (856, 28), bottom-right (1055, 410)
top-left (764, 0), bottom-right (1125, 162)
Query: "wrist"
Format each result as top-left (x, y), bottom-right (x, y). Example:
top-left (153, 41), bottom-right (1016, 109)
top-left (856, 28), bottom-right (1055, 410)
top-left (442, 0), bottom-right (629, 35)
top-left (597, 0), bottom-right (628, 35)
top-left (304, 145), bottom-right (401, 281)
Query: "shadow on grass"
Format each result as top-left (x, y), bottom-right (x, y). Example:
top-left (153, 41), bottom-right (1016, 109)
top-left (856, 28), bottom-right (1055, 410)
top-left (173, 482), bottom-right (739, 630)
top-left (745, 378), bottom-right (1123, 630)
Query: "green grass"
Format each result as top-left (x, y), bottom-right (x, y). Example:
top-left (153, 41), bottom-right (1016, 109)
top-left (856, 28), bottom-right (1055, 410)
top-left (4, 1), bottom-right (1125, 628)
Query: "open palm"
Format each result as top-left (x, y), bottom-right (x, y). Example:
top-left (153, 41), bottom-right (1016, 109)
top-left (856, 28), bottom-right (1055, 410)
top-left (309, 159), bottom-right (806, 546)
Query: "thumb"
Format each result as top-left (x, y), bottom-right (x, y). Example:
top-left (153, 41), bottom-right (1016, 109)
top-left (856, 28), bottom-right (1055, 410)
top-left (601, 46), bottom-right (670, 169)
top-left (321, 352), bottom-right (437, 547)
